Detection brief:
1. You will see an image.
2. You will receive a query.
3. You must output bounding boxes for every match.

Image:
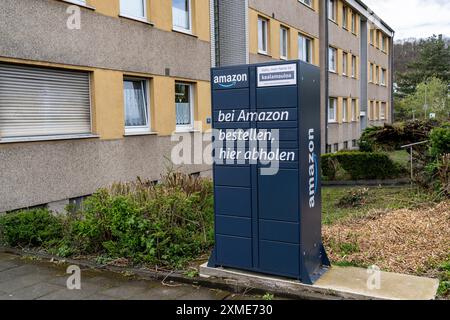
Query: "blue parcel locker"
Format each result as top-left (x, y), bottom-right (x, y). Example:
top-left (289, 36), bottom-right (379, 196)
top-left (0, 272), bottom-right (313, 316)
top-left (209, 61), bottom-right (329, 284)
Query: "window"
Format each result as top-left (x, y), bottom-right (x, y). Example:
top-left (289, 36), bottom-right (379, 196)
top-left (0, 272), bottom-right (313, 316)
top-left (342, 6), bottom-right (348, 28)
top-left (328, 97), bottom-right (337, 122)
top-left (173, 0), bottom-right (192, 33)
top-left (351, 55), bottom-right (357, 78)
top-left (333, 143), bottom-right (339, 153)
top-left (299, 0), bottom-right (312, 7)
top-left (326, 144), bottom-right (332, 154)
top-left (123, 78), bottom-right (149, 133)
top-left (342, 52), bottom-right (348, 76)
top-left (343, 141), bottom-right (349, 150)
top-left (374, 101), bottom-right (380, 120)
top-left (329, 47), bottom-right (337, 72)
top-left (120, 0), bottom-right (146, 20)
top-left (351, 12), bottom-right (356, 34)
top-left (369, 101), bottom-right (373, 120)
top-left (0, 63), bottom-right (91, 139)
top-left (380, 102), bottom-right (386, 120)
top-left (175, 82), bottom-right (194, 130)
top-left (258, 17), bottom-right (269, 54)
top-left (342, 98), bottom-right (348, 122)
top-left (370, 29), bottom-right (374, 45)
top-left (369, 63), bottom-right (374, 82)
top-left (352, 139), bottom-right (357, 147)
top-left (298, 34), bottom-right (313, 63)
top-left (351, 99), bottom-right (357, 121)
top-left (280, 27), bottom-right (288, 60)
top-left (328, 0), bottom-right (336, 21)
top-left (381, 68), bottom-right (386, 85)
top-left (381, 35), bottom-right (386, 51)
top-left (376, 66), bottom-right (380, 84)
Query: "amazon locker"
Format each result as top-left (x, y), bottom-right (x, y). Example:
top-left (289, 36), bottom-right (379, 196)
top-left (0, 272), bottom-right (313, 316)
top-left (208, 60), bottom-right (329, 284)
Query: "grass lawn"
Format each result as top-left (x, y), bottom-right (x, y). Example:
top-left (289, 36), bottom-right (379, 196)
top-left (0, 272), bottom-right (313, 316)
top-left (321, 185), bottom-right (434, 225)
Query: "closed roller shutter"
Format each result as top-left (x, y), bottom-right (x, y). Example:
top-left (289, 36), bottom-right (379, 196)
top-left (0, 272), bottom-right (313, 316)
top-left (0, 63), bottom-right (91, 139)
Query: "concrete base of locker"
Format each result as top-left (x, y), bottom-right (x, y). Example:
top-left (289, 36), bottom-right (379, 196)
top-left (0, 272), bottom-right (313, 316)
top-left (199, 263), bottom-right (439, 300)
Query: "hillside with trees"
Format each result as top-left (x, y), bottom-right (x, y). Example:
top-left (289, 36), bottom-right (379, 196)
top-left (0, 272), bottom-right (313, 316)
top-left (394, 35), bottom-right (450, 121)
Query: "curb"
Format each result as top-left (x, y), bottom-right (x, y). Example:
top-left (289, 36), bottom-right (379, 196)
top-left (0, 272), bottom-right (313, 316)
top-left (0, 247), bottom-right (339, 300)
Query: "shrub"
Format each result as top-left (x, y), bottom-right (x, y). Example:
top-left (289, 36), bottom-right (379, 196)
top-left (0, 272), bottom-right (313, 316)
top-left (322, 152), bottom-right (402, 180)
top-left (0, 209), bottom-right (63, 247)
top-left (66, 172), bottom-right (214, 268)
top-left (338, 188), bottom-right (369, 208)
top-left (429, 126), bottom-right (450, 158)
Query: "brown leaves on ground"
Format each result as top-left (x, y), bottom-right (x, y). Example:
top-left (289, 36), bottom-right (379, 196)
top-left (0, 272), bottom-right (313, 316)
top-left (323, 201), bottom-right (450, 275)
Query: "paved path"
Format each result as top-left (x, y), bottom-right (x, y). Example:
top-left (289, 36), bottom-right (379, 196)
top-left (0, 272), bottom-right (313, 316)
top-left (0, 252), bottom-right (259, 300)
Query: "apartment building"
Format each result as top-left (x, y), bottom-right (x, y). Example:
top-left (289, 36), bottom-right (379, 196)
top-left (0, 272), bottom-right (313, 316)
top-left (213, 0), bottom-right (394, 152)
top-left (0, 0), bottom-right (393, 212)
top-left (0, 0), bottom-right (212, 212)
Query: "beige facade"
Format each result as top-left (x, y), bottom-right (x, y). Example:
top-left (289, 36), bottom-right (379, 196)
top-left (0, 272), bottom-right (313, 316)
top-left (0, 0), bottom-right (213, 212)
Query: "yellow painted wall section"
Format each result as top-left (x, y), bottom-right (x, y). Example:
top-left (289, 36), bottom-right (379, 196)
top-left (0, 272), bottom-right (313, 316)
top-left (337, 48), bottom-right (343, 75)
top-left (195, 81), bottom-right (212, 131)
top-left (88, 0), bottom-right (119, 17)
top-left (313, 0), bottom-right (319, 12)
top-left (249, 9), bottom-right (259, 55)
top-left (290, 30), bottom-right (298, 60)
top-left (271, 20), bottom-right (281, 59)
top-left (152, 76), bottom-right (176, 135)
top-left (336, 0), bottom-right (343, 28)
top-left (149, 0), bottom-right (172, 31)
top-left (193, 0), bottom-right (211, 42)
top-left (91, 69), bottom-right (124, 140)
top-left (337, 97), bottom-right (343, 124)
top-left (313, 38), bottom-right (320, 66)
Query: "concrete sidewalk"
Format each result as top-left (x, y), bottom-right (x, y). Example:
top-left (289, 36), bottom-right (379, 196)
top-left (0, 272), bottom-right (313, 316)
top-left (0, 252), bottom-right (258, 300)
top-left (200, 263), bottom-right (440, 300)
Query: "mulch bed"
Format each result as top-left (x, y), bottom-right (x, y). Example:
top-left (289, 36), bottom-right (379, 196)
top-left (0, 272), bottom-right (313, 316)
top-left (323, 201), bottom-right (450, 275)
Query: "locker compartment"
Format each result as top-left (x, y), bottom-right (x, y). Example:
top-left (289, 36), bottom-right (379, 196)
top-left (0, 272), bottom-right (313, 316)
top-left (216, 235), bottom-right (252, 269)
top-left (212, 88), bottom-right (250, 110)
top-left (215, 186), bottom-right (251, 217)
top-left (259, 220), bottom-right (300, 244)
top-left (258, 170), bottom-right (299, 222)
top-left (216, 215), bottom-right (252, 238)
top-left (215, 165), bottom-right (251, 187)
top-left (259, 241), bottom-right (299, 277)
top-left (256, 86), bottom-right (298, 109)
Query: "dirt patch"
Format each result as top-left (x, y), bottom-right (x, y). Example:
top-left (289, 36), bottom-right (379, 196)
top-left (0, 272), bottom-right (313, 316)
top-left (323, 201), bottom-right (450, 275)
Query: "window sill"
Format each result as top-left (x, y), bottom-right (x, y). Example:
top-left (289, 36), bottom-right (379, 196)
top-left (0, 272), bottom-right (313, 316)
top-left (174, 129), bottom-right (200, 134)
top-left (172, 28), bottom-right (197, 38)
top-left (257, 51), bottom-right (271, 57)
top-left (124, 131), bottom-right (158, 137)
top-left (328, 70), bottom-right (337, 74)
top-left (0, 134), bottom-right (99, 144)
top-left (328, 121), bottom-right (338, 124)
top-left (298, 1), bottom-right (315, 12)
top-left (61, 0), bottom-right (95, 10)
top-left (119, 14), bottom-right (154, 26)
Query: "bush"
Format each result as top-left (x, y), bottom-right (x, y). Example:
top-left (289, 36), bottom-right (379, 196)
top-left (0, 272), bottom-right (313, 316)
top-left (0, 209), bottom-right (63, 247)
top-left (429, 126), bottom-right (450, 158)
top-left (66, 172), bottom-right (214, 268)
top-left (337, 188), bottom-right (369, 208)
top-left (0, 171), bottom-right (214, 269)
top-left (322, 152), bottom-right (402, 181)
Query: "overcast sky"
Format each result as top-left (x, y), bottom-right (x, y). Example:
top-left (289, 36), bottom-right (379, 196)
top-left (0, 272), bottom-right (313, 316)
top-left (363, 0), bottom-right (450, 40)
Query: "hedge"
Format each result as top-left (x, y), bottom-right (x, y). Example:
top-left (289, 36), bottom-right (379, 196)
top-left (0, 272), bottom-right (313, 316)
top-left (322, 151), bottom-right (402, 181)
